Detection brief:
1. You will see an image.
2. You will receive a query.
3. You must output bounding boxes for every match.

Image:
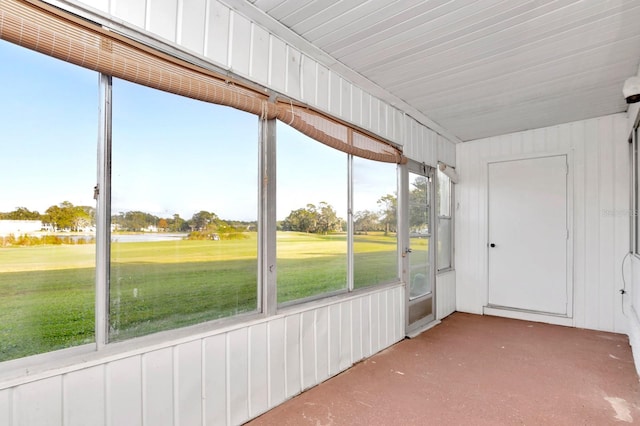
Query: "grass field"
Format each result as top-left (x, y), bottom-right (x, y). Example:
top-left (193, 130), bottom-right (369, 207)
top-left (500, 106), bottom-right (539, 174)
top-left (0, 232), bottom-right (398, 361)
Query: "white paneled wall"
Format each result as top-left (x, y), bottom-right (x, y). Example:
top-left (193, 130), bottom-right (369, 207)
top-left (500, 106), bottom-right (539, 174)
top-left (5, 3), bottom-right (460, 424)
top-left (626, 93), bottom-right (640, 373)
top-left (58, 0), bottom-right (457, 168)
top-left (0, 285), bottom-right (404, 426)
top-left (436, 271), bottom-right (456, 320)
top-left (629, 257), bottom-right (640, 373)
top-left (456, 114), bottom-right (629, 333)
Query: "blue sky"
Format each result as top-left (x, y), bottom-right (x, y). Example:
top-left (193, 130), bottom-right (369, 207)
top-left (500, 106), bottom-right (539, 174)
top-left (0, 40), bottom-right (396, 222)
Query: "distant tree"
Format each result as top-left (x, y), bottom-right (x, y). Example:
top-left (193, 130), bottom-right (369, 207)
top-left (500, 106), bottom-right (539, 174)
top-left (3, 207), bottom-right (40, 220)
top-left (169, 214), bottom-right (188, 232)
top-left (316, 202), bottom-right (342, 234)
top-left (377, 193), bottom-right (397, 235)
top-left (282, 202), bottom-right (344, 234)
top-left (112, 210), bottom-right (159, 231)
top-left (189, 211), bottom-right (219, 231)
top-left (78, 206), bottom-right (96, 227)
top-left (225, 220), bottom-right (258, 232)
top-left (157, 218), bottom-right (168, 231)
top-left (409, 176), bottom-right (429, 231)
top-left (44, 201), bottom-right (90, 231)
top-left (282, 205), bottom-right (317, 233)
top-left (354, 210), bottom-right (380, 234)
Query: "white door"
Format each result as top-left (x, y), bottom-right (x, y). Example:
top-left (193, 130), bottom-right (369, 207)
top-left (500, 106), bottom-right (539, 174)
top-left (488, 155), bottom-right (569, 315)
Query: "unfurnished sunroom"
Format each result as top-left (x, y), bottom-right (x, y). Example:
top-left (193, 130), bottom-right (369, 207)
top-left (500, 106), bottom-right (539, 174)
top-left (1, 0), bottom-right (640, 425)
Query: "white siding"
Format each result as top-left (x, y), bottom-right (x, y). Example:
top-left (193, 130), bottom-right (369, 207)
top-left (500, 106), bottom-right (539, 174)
top-left (63, 366), bottom-right (105, 426)
top-left (403, 117), bottom-right (436, 166)
top-left (401, 118), bottom-right (457, 167)
top-left (626, 67), bottom-right (640, 374)
top-left (229, 12), bottom-right (252, 77)
top-left (178, 0), bottom-right (207, 55)
top-left (13, 377), bottom-right (63, 425)
top-left (111, 0), bottom-right (146, 28)
top-left (142, 348), bottom-right (174, 426)
top-left (629, 258), bottom-right (640, 374)
top-left (56, 0), bottom-right (459, 154)
top-left (436, 270), bottom-right (456, 320)
top-left (107, 357), bottom-right (142, 426)
top-left (0, 285), bottom-right (404, 426)
top-left (437, 135), bottom-right (456, 168)
top-left (204, 1), bottom-right (230, 67)
top-left (456, 114), bottom-right (629, 333)
top-left (147, 0), bottom-right (178, 42)
top-left (0, 389), bottom-right (10, 425)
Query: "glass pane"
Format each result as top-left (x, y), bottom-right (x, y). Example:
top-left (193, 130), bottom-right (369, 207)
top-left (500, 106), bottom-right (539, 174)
top-left (437, 218), bottom-right (452, 270)
top-left (437, 169), bottom-right (451, 217)
top-left (437, 168), bottom-right (452, 271)
top-left (409, 172), bottom-right (431, 299)
top-left (110, 78), bottom-right (258, 341)
top-left (353, 157), bottom-right (398, 288)
top-left (277, 122), bottom-right (347, 303)
top-left (0, 41), bottom-right (97, 361)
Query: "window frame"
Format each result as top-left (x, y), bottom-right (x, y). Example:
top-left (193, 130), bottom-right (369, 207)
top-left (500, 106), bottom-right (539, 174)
top-left (0, 1), bottom-right (407, 372)
top-left (632, 120), bottom-right (640, 256)
top-left (351, 156), bottom-right (400, 290)
top-left (274, 121), bottom-right (401, 307)
top-left (436, 167), bottom-right (455, 273)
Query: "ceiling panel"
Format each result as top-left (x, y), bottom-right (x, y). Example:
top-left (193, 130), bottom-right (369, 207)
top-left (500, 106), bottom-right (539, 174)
top-left (247, 0), bottom-right (640, 141)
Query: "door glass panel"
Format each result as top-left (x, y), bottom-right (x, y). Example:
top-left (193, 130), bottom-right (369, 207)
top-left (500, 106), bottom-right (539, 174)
top-left (408, 172), bottom-right (431, 299)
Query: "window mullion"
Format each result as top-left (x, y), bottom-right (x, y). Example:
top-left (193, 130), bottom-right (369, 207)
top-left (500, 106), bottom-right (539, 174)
top-left (95, 73), bottom-right (112, 349)
top-left (347, 155), bottom-right (354, 292)
top-left (260, 117), bottom-right (278, 315)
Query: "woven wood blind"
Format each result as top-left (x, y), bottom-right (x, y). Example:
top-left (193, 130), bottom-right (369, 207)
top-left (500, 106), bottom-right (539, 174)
top-left (275, 103), bottom-right (406, 164)
top-left (0, 0), bottom-right (405, 164)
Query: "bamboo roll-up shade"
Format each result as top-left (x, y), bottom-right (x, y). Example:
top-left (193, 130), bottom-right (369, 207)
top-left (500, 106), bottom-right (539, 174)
top-left (1, 0), bottom-right (405, 164)
top-left (276, 102), bottom-right (406, 164)
top-left (0, 0), bottom-right (274, 117)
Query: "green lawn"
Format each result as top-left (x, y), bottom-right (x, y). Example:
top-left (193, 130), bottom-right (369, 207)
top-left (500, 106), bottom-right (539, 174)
top-left (0, 232), bottom-right (398, 361)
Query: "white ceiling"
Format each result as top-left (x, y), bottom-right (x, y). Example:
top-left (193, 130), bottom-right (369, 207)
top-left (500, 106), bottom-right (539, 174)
top-left (243, 0), bottom-right (640, 141)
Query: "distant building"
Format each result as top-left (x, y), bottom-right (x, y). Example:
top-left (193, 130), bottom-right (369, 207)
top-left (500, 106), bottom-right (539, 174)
top-left (142, 225), bottom-right (158, 233)
top-left (0, 220), bottom-right (42, 236)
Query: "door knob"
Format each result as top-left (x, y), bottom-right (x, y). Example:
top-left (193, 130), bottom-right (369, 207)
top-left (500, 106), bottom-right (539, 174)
top-left (490, 243), bottom-right (496, 248)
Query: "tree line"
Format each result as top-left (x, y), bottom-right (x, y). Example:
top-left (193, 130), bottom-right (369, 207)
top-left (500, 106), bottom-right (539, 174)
top-left (0, 203), bottom-right (94, 232)
top-left (0, 203), bottom-right (255, 237)
top-left (1, 182), bottom-right (424, 237)
top-left (280, 195), bottom-right (398, 235)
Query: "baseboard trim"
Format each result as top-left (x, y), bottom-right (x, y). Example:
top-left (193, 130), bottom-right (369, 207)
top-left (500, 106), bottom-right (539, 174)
top-left (483, 306), bottom-right (574, 327)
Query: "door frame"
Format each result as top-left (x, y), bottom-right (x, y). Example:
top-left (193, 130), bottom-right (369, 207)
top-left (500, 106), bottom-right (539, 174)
top-left (484, 151), bottom-right (575, 322)
top-left (402, 160), bottom-right (437, 335)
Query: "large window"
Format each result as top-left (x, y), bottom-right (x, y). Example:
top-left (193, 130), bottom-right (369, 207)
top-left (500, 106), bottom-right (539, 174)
top-left (437, 168), bottom-right (454, 271)
top-left (0, 40), bottom-right (98, 362)
top-left (353, 158), bottom-right (398, 288)
top-left (0, 3), bottom-right (404, 366)
top-left (110, 79), bottom-right (258, 341)
top-left (277, 123), bottom-right (348, 303)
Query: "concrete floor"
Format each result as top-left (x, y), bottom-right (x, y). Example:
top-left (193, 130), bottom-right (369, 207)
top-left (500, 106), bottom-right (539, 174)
top-left (248, 312), bottom-right (640, 425)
